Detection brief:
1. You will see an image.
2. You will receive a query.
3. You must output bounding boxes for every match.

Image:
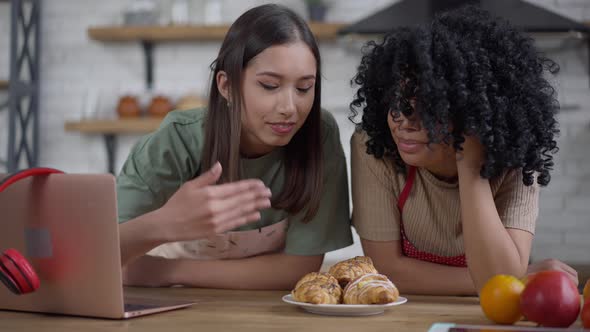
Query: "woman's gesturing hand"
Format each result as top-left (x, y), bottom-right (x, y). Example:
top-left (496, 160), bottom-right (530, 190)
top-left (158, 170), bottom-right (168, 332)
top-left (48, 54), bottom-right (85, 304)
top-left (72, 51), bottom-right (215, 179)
top-left (158, 162), bottom-right (272, 242)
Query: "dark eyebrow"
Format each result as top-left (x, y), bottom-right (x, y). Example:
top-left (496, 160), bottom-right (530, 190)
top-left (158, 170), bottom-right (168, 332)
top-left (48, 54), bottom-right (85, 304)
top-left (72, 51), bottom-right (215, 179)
top-left (256, 71), bottom-right (316, 80)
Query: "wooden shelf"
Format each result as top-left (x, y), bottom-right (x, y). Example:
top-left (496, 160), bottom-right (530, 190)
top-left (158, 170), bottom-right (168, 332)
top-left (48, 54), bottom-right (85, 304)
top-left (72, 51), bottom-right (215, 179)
top-left (0, 80), bottom-right (8, 90)
top-left (64, 118), bottom-right (163, 134)
top-left (87, 22), bottom-right (346, 42)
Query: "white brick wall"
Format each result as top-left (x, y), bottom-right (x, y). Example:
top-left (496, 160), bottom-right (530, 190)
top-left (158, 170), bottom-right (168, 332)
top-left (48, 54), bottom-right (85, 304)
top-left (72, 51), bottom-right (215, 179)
top-left (0, 0), bottom-right (588, 265)
top-left (531, 0), bottom-right (590, 22)
top-left (532, 1), bottom-right (590, 261)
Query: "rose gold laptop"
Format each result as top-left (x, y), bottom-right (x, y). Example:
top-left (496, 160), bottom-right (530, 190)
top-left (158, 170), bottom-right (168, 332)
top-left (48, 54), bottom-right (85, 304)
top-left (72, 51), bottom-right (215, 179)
top-left (0, 173), bottom-right (195, 319)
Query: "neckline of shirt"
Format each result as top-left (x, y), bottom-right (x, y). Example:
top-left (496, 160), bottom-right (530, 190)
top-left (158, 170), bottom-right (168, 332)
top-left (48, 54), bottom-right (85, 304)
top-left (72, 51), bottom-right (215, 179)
top-left (240, 147), bottom-right (284, 169)
top-left (417, 167), bottom-right (459, 189)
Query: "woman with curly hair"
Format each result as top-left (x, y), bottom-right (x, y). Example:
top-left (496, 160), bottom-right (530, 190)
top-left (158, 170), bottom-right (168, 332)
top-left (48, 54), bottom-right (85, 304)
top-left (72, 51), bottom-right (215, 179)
top-left (350, 5), bottom-right (577, 295)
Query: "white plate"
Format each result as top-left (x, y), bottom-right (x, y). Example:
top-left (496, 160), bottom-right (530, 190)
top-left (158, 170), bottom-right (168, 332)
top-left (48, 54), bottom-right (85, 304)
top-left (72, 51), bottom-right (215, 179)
top-left (282, 294), bottom-right (408, 316)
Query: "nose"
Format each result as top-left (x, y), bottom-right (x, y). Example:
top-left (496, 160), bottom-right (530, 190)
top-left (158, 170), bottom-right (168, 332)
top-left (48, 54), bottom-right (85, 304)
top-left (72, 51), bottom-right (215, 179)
top-left (395, 113), bottom-right (421, 132)
top-left (278, 89), bottom-right (296, 116)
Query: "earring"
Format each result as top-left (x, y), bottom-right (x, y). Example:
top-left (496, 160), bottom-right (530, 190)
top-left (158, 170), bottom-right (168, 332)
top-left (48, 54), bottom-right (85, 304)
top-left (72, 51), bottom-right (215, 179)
top-left (227, 100), bottom-right (232, 109)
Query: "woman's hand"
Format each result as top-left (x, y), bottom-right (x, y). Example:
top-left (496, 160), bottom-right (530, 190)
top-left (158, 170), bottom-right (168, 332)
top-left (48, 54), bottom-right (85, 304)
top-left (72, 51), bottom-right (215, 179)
top-left (526, 258), bottom-right (579, 286)
top-left (456, 135), bottom-right (485, 174)
top-left (156, 162), bottom-right (272, 243)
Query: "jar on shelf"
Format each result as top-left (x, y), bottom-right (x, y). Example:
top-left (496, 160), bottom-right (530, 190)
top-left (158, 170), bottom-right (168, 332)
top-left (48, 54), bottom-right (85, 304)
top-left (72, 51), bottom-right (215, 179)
top-left (116, 95), bottom-right (141, 118)
top-left (176, 94), bottom-right (206, 110)
top-left (148, 95), bottom-right (173, 117)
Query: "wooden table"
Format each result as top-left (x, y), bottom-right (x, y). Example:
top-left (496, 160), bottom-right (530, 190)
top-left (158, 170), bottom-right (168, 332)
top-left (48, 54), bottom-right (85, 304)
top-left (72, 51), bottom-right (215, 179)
top-left (0, 287), bottom-right (524, 332)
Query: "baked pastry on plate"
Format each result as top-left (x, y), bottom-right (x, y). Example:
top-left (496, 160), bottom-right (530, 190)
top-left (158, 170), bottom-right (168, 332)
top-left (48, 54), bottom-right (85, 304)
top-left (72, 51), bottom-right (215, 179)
top-left (291, 272), bottom-right (342, 304)
top-left (343, 273), bottom-right (399, 305)
top-left (328, 256), bottom-right (378, 287)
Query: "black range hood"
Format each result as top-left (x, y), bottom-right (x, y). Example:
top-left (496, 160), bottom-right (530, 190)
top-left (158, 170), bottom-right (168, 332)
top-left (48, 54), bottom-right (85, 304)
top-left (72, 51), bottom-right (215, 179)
top-left (339, 0), bottom-right (590, 35)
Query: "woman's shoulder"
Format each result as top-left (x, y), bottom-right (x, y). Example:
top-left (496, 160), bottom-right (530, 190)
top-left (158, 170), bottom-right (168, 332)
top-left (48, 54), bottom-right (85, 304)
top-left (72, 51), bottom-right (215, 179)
top-left (160, 107), bottom-right (207, 128)
top-left (490, 168), bottom-right (539, 194)
top-left (145, 107), bottom-right (208, 152)
top-left (349, 129), bottom-right (406, 201)
top-left (318, 109), bottom-right (345, 157)
top-left (126, 108), bottom-right (207, 177)
top-left (350, 128), bottom-right (369, 147)
top-left (319, 108), bottom-right (339, 135)
top-left (350, 129), bottom-right (400, 178)
top-left (350, 129), bottom-right (386, 165)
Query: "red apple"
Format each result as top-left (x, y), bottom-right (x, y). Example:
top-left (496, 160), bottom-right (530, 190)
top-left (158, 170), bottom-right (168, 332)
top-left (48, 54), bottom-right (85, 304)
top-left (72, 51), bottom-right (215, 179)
top-left (520, 270), bottom-right (580, 327)
top-left (582, 302), bottom-right (590, 329)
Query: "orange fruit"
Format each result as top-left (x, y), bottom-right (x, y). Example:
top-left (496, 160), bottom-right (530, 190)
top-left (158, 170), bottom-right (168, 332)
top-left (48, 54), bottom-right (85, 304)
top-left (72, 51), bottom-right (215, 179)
top-left (480, 274), bottom-right (525, 324)
top-left (583, 279), bottom-right (590, 302)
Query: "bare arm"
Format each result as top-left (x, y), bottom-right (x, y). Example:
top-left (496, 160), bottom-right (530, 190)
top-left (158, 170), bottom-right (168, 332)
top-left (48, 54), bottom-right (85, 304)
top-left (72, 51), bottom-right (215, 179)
top-left (457, 137), bottom-right (532, 292)
top-left (119, 209), bottom-right (169, 266)
top-left (362, 238), bottom-right (476, 295)
top-left (119, 163), bottom-right (272, 266)
top-left (458, 168), bottom-right (532, 292)
top-left (362, 238), bottom-right (579, 296)
top-left (123, 253), bottom-right (323, 290)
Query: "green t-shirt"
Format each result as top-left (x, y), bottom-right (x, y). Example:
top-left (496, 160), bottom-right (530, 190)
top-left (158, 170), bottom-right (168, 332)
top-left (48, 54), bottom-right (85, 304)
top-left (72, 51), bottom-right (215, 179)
top-left (116, 108), bottom-right (353, 255)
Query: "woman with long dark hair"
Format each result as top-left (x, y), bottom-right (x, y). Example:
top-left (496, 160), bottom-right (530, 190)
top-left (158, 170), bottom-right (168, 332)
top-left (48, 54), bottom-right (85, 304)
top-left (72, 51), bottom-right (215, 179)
top-left (117, 4), bottom-right (352, 289)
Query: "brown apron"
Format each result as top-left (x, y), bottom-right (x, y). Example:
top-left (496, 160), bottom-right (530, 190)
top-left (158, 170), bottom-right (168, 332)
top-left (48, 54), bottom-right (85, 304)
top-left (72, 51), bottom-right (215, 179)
top-left (399, 166), bottom-right (467, 267)
top-left (147, 219), bottom-right (288, 260)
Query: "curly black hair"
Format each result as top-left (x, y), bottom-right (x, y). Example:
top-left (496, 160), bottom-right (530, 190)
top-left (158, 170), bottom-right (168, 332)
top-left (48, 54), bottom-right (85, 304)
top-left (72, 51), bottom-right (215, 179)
top-left (349, 5), bottom-right (560, 186)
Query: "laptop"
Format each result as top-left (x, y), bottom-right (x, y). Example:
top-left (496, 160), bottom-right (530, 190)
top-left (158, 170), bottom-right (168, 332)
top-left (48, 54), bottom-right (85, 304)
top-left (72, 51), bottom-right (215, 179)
top-left (0, 173), bottom-right (195, 319)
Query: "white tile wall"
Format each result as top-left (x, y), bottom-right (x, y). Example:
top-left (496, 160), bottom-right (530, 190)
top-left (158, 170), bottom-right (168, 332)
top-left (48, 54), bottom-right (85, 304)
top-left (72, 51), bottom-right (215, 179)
top-left (0, 0), bottom-right (588, 265)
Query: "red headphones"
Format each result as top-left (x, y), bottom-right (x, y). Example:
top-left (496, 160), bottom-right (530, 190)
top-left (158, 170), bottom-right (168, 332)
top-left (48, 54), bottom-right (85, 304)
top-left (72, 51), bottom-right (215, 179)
top-left (0, 167), bottom-right (64, 295)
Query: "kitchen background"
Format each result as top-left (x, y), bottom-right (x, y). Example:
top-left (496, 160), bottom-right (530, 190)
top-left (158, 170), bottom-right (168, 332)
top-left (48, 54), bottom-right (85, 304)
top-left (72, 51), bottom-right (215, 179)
top-left (0, 0), bottom-right (588, 269)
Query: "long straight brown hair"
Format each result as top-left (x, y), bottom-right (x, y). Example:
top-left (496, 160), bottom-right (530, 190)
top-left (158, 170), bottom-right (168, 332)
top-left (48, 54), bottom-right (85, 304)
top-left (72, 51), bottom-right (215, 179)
top-left (202, 4), bottom-right (323, 222)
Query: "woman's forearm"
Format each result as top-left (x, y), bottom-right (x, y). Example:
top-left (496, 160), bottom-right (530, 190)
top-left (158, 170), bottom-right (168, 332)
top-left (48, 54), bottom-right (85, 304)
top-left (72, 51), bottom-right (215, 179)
top-left (124, 253), bottom-right (324, 290)
top-left (459, 168), bottom-right (528, 292)
top-left (119, 209), bottom-right (169, 266)
top-left (376, 256), bottom-right (476, 296)
top-left (364, 240), bottom-right (476, 295)
top-left (173, 253), bottom-right (323, 290)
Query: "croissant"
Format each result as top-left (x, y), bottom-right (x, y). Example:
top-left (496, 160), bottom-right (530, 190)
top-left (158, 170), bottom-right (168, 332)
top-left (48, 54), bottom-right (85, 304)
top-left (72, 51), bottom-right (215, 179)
top-left (343, 273), bottom-right (399, 304)
top-left (328, 256), bottom-right (378, 287)
top-left (291, 272), bottom-right (342, 304)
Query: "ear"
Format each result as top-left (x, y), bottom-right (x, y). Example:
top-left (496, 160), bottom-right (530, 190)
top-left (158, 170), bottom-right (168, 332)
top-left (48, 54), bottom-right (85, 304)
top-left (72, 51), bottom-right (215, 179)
top-left (216, 70), bottom-right (230, 102)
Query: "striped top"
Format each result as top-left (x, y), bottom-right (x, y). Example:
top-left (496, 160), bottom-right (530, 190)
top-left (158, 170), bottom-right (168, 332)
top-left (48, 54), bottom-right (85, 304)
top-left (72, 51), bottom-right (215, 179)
top-left (351, 130), bottom-right (539, 257)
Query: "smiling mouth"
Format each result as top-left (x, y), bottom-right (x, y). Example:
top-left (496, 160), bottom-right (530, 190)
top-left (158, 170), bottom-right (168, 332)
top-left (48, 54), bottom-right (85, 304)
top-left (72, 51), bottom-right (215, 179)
top-left (268, 122), bottom-right (295, 127)
top-left (269, 122), bottom-right (296, 134)
top-left (396, 137), bottom-right (426, 145)
top-left (395, 137), bottom-right (426, 154)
